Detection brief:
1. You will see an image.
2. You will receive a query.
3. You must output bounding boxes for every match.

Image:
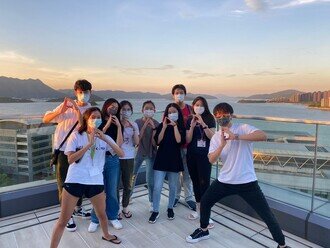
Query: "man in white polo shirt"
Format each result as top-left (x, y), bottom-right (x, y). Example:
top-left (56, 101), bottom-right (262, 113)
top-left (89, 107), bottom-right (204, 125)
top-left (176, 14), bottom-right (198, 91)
top-left (186, 102), bottom-right (290, 248)
top-left (43, 79), bottom-right (92, 232)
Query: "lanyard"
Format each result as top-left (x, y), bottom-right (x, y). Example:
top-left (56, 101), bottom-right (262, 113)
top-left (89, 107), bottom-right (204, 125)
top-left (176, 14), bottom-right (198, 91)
top-left (90, 144), bottom-right (96, 159)
top-left (197, 124), bottom-right (205, 140)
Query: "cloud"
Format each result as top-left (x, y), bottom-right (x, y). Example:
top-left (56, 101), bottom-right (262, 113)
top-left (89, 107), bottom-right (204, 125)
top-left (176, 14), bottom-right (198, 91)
top-left (120, 64), bottom-right (175, 74)
top-left (182, 70), bottom-right (219, 78)
top-left (245, 70), bottom-right (294, 76)
top-left (0, 51), bottom-right (35, 64)
top-left (232, 9), bottom-right (247, 14)
top-left (245, 0), bottom-right (268, 11)
top-left (272, 0), bottom-right (330, 9)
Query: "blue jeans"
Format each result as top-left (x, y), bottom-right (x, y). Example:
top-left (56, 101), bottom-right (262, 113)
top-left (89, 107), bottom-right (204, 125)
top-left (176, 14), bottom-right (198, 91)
top-left (131, 153), bottom-right (155, 203)
top-left (176, 148), bottom-right (194, 202)
top-left (153, 170), bottom-right (179, 212)
top-left (91, 155), bottom-right (120, 223)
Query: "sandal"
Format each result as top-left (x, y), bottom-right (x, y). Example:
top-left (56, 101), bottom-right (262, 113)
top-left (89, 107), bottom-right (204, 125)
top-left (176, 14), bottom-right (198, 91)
top-left (188, 211), bottom-right (199, 220)
top-left (208, 219), bottom-right (215, 229)
top-left (121, 210), bottom-right (132, 218)
top-left (102, 235), bottom-right (122, 244)
top-left (117, 213), bottom-right (123, 220)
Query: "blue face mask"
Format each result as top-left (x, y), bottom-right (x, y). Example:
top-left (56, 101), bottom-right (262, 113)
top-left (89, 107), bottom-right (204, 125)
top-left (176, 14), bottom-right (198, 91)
top-left (217, 116), bottom-right (232, 127)
top-left (88, 118), bottom-right (102, 128)
top-left (77, 92), bottom-right (90, 103)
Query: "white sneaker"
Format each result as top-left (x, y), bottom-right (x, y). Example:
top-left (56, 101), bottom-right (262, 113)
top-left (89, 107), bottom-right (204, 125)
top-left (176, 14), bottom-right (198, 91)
top-left (110, 219), bottom-right (123, 230)
top-left (208, 218), bottom-right (215, 229)
top-left (88, 222), bottom-right (99, 233)
top-left (149, 203), bottom-right (153, 213)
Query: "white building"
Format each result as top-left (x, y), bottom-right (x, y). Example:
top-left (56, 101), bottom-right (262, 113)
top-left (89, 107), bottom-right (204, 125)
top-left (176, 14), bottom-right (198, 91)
top-left (0, 119), bottom-right (55, 184)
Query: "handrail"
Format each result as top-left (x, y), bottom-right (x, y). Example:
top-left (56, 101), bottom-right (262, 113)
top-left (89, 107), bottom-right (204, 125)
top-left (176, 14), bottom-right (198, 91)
top-left (233, 115), bottom-right (330, 126)
top-left (1, 113), bottom-right (330, 125)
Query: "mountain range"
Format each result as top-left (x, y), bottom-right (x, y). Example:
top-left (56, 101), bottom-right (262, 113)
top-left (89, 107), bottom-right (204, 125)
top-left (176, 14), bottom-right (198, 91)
top-left (244, 89), bottom-right (303, 100)
top-left (0, 76), bottom-right (218, 101)
top-left (0, 76), bottom-right (304, 103)
top-left (0, 76), bottom-right (66, 99)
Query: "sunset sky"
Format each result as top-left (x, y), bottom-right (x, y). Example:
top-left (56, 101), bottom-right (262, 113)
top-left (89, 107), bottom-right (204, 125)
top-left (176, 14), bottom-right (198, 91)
top-left (0, 0), bottom-right (329, 96)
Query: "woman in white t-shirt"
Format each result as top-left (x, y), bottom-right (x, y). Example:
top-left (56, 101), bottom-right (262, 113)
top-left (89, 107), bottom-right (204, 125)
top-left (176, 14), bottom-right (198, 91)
top-left (50, 107), bottom-right (124, 248)
top-left (119, 100), bottom-right (139, 218)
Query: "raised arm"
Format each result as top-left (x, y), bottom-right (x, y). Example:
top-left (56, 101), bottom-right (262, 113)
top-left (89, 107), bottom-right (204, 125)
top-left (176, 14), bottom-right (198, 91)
top-left (208, 130), bottom-right (226, 164)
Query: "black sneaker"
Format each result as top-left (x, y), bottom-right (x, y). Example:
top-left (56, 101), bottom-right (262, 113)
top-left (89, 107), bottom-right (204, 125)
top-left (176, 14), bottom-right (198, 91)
top-left (277, 246), bottom-right (291, 248)
top-left (167, 208), bottom-right (175, 220)
top-left (173, 198), bottom-right (179, 207)
top-left (66, 217), bottom-right (77, 232)
top-left (186, 200), bottom-right (197, 211)
top-left (73, 207), bottom-right (91, 219)
top-left (186, 228), bottom-right (210, 243)
top-left (148, 212), bottom-right (159, 224)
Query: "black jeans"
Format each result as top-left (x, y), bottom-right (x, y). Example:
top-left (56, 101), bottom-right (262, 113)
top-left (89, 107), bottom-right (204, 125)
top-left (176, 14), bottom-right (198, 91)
top-left (56, 151), bottom-right (82, 206)
top-left (187, 152), bottom-right (212, 203)
top-left (200, 180), bottom-right (285, 246)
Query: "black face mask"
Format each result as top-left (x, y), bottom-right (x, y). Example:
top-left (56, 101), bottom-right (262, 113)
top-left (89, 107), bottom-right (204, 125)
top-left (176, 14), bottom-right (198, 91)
top-left (216, 116), bottom-right (232, 127)
top-left (107, 108), bottom-right (118, 115)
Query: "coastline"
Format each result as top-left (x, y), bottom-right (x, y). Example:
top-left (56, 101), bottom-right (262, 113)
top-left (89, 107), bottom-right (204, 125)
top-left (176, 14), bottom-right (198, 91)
top-left (308, 106), bottom-right (330, 111)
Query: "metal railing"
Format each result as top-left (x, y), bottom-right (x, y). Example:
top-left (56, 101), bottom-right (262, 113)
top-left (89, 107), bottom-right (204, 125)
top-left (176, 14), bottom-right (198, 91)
top-left (0, 113), bottom-right (329, 217)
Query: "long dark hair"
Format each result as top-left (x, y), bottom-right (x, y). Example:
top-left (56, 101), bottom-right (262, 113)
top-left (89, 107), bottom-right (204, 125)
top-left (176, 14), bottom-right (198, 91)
top-left (192, 96), bottom-right (215, 124)
top-left (102, 98), bottom-right (121, 120)
top-left (163, 103), bottom-right (184, 131)
top-left (78, 107), bottom-right (102, 134)
top-left (120, 100), bottom-right (133, 112)
top-left (142, 100), bottom-right (156, 110)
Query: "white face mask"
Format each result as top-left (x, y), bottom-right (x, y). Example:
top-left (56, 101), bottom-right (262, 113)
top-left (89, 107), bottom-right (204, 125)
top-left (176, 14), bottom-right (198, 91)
top-left (77, 92), bottom-right (90, 103)
top-left (121, 110), bottom-right (132, 119)
top-left (174, 94), bottom-right (185, 102)
top-left (168, 112), bottom-right (179, 122)
top-left (194, 106), bottom-right (205, 115)
top-left (143, 109), bottom-right (155, 118)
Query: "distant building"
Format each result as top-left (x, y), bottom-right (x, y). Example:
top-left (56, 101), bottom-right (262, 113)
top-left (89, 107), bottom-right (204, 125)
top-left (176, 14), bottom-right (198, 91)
top-left (0, 119), bottom-right (55, 184)
top-left (321, 91), bottom-right (330, 107)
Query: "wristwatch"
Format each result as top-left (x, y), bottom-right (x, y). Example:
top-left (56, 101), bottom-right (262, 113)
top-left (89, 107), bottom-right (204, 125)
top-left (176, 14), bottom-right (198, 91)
top-left (234, 134), bottom-right (239, 140)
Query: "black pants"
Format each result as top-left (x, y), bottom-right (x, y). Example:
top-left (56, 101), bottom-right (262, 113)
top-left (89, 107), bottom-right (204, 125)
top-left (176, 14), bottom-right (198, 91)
top-left (187, 152), bottom-right (211, 203)
top-left (56, 151), bottom-right (82, 206)
top-left (119, 159), bottom-right (135, 208)
top-left (200, 180), bottom-right (285, 246)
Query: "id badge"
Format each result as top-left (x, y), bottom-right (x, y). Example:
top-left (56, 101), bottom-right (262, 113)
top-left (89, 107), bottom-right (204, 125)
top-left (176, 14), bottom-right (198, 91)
top-left (197, 139), bottom-right (206, 148)
top-left (89, 167), bottom-right (101, 177)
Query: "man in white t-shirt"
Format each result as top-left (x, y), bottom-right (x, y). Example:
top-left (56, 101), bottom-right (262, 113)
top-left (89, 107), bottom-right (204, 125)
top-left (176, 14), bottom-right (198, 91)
top-left (43, 79), bottom-right (92, 232)
top-left (186, 103), bottom-right (290, 248)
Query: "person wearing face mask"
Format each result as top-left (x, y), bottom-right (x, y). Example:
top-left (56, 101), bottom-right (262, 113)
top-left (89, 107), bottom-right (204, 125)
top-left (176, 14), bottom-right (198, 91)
top-left (171, 84), bottom-right (196, 211)
top-left (50, 107), bottom-right (124, 247)
top-left (186, 97), bottom-right (216, 226)
top-left (148, 103), bottom-right (186, 224)
top-left (118, 100), bottom-right (139, 219)
top-left (43, 79), bottom-right (92, 232)
top-left (89, 98), bottom-right (125, 232)
top-left (186, 103), bottom-right (291, 248)
top-left (131, 100), bottom-right (159, 212)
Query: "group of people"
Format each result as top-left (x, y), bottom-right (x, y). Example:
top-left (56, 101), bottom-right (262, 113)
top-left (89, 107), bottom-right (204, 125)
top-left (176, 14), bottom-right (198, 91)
top-left (44, 80), bottom-right (291, 248)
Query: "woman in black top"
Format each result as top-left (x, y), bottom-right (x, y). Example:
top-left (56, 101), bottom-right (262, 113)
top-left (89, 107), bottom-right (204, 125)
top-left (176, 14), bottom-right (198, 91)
top-left (148, 103), bottom-right (186, 224)
top-left (186, 96), bottom-right (215, 226)
top-left (89, 98), bottom-right (125, 231)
